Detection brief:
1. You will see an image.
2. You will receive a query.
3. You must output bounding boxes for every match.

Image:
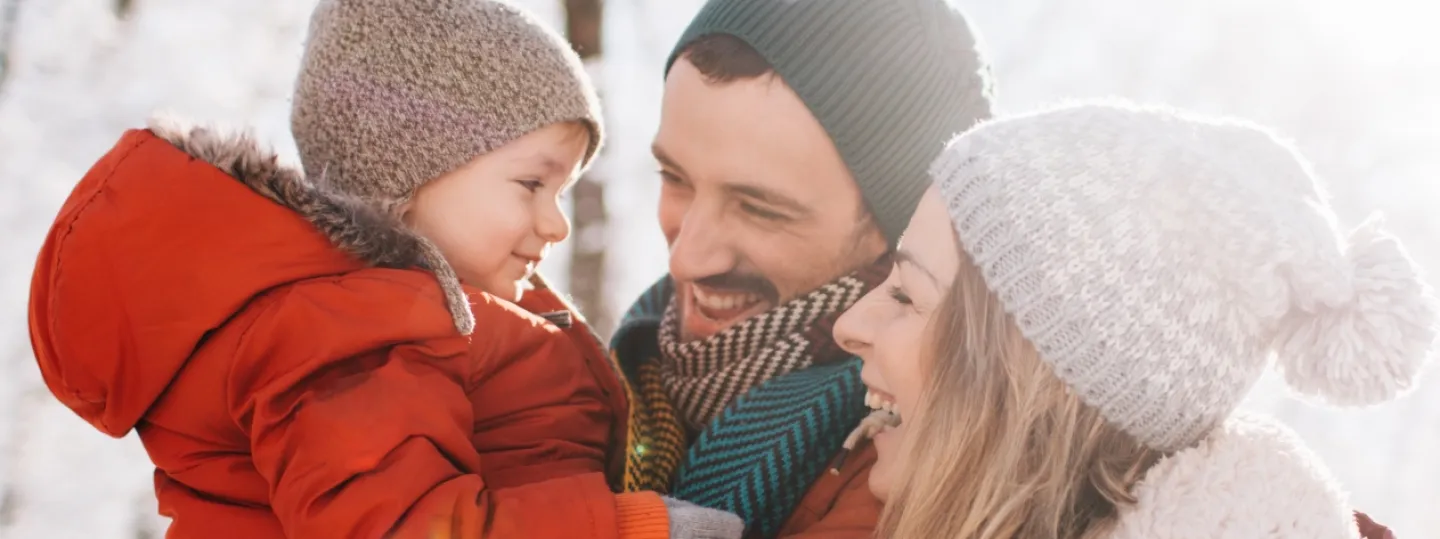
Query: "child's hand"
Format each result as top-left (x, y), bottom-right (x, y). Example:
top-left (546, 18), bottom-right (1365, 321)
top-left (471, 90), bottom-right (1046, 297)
top-left (662, 497), bottom-right (744, 539)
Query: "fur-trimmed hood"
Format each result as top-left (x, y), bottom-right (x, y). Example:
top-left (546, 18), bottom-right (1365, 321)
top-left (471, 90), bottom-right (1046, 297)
top-left (1111, 412), bottom-right (1364, 539)
top-left (29, 117), bottom-right (481, 437)
top-left (30, 117), bottom-right (652, 539)
top-left (147, 115), bottom-right (476, 334)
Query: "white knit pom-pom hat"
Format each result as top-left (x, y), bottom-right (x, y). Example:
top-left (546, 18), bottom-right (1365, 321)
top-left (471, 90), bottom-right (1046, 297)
top-left (930, 100), bottom-right (1438, 452)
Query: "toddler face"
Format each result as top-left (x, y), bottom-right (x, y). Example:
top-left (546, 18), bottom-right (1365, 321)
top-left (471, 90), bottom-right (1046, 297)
top-left (404, 122), bottom-right (589, 301)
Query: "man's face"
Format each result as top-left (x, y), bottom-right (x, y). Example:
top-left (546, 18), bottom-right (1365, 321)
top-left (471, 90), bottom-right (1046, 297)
top-left (654, 58), bottom-right (887, 342)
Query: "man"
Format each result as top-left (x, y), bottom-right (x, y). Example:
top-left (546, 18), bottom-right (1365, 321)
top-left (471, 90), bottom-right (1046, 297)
top-left (609, 0), bottom-right (993, 536)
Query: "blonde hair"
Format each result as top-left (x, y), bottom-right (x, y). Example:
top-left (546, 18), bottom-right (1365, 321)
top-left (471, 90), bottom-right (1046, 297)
top-left (876, 250), bottom-right (1164, 539)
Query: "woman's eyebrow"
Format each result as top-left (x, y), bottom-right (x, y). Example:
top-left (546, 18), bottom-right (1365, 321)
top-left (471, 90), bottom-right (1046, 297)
top-left (894, 248), bottom-right (937, 287)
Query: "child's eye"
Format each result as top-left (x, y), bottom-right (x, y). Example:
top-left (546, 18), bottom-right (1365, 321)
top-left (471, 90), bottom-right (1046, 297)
top-left (516, 178), bottom-right (543, 193)
top-left (887, 285), bottom-right (914, 307)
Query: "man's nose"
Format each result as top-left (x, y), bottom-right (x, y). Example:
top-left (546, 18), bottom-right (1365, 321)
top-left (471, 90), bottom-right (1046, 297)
top-left (668, 205), bottom-right (737, 284)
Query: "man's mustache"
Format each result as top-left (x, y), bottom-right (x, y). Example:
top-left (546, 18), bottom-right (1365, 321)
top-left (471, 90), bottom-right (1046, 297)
top-left (692, 271), bottom-right (780, 305)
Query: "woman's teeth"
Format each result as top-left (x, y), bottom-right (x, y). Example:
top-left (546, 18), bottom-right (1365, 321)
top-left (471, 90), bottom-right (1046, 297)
top-left (864, 390), bottom-right (902, 424)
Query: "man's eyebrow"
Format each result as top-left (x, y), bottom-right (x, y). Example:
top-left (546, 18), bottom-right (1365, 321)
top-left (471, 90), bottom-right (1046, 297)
top-left (894, 248), bottom-right (938, 286)
top-left (651, 144), bottom-right (687, 177)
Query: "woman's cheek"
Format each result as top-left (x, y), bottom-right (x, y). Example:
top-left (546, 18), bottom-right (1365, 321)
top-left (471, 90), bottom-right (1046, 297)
top-left (898, 399), bottom-right (915, 426)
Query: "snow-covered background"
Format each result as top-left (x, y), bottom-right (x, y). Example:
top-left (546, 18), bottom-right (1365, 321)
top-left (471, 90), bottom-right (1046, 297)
top-left (1, 0), bottom-right (1436, 537)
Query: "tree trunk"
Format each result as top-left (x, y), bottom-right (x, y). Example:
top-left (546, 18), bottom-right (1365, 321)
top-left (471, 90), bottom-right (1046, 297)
top-left (113, 0), bottom-right (136, 18)
top-left (0, 0), bottom-right (23, 91)
top-left (562, 0), bottom-right (612, 336)
top-left (565, 0), bottom-right (602, 58)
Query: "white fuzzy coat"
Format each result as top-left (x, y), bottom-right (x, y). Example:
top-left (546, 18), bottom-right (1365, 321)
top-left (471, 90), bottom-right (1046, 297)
top-left (1111, 413), bottom-right (1363, 538)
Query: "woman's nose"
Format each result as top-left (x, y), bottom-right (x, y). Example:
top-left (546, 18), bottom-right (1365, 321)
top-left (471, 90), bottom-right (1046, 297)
top-left (833, 290), bottom-right (880, 358)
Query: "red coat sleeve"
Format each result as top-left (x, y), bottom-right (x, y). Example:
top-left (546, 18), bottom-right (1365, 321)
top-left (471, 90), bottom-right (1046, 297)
top-left (227, 278), bottom-right (668, 539)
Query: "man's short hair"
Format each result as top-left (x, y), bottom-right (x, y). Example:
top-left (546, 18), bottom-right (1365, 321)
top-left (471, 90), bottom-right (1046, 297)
top-left (664, 0), bottom-right (995, 245)
top-left (677, 33), bottom-right (773, 84)
top-left (674, 33), bottom-right (879, 228)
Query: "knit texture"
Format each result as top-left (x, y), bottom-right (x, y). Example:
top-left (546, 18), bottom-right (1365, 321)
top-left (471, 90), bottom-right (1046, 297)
top-left (1111, 413), bottom-right (1362, 539)
top-left (671, 360), bottom-right (868, 538)
top-left (612, 278), bottom-right (687, 494)
top-left (930, 101), bottom-right (1439, 451)
top-left (293, 0), bottom-right (601, 212)
top-left (611, 262), bottom-right (887, 536)
top-left (626, 361), bottom-right (687, 492)
top-left (666, 0), bottom-right (992, 245)
top-left (657, 268), bottom-right (879, 433)
top-left (615, 492), bottom-right (672, 539)
top-left (662, 496), bottom-right (746, 539)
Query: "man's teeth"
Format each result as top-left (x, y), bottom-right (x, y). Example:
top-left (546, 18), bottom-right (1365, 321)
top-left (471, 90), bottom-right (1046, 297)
top-left (864, 390), bottom-right (901, 417)
top-left (693, 286), bottom-right (762, 311)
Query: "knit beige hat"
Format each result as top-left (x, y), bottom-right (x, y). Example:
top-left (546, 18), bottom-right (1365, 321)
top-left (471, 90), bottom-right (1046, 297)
top-left (291, 0), bottom-right (602, 212)
top-left (930, 101), bottom-right (1437, 452)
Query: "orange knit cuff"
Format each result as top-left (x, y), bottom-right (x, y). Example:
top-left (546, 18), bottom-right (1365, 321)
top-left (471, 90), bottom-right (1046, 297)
top-left (615, 491), bottom-right (669, 539)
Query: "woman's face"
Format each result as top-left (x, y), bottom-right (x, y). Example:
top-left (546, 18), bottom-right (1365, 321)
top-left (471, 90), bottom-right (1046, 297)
top-left (833, 186), bottom-right (960, 501)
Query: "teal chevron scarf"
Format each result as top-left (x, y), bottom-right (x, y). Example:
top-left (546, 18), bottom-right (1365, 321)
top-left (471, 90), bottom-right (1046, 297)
top-left (672, 359), bottom-right (869, 537)
top-left (613, 259), bottom-right (888, 537)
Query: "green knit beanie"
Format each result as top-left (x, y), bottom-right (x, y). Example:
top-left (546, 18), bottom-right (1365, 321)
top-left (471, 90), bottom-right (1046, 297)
top-left (666, 0), bottom-right (993, 245)
top-left (292, 0), bottom-right (602, 211)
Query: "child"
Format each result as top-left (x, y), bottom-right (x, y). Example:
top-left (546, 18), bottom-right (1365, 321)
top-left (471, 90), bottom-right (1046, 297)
top-left (27, 0), bottom-right (740, 537)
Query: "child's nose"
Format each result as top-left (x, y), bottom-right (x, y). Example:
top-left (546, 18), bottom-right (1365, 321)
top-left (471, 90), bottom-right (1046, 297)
top-left (536, 201), bottom-right (571, 243)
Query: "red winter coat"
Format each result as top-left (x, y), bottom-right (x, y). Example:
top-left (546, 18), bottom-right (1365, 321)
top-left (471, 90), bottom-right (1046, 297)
top-left (28, 120), bottom-right (668, 539)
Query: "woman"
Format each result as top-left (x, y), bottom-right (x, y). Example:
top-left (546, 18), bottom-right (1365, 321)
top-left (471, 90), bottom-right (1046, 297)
top-left (833, 102), bottom-right (1431, 538)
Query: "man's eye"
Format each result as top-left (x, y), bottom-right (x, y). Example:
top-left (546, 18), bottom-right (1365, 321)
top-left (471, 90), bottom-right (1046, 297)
top-left (740, 201), bottom-right (788, 221)
top-left (658, 170), bottom-right (684, 186)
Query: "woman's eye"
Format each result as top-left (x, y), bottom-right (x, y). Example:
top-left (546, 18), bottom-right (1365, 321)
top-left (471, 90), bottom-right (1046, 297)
top-left (887, 285), bottom-right (913, 306)
top-left (517, 178), bottom-right (543, 192)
